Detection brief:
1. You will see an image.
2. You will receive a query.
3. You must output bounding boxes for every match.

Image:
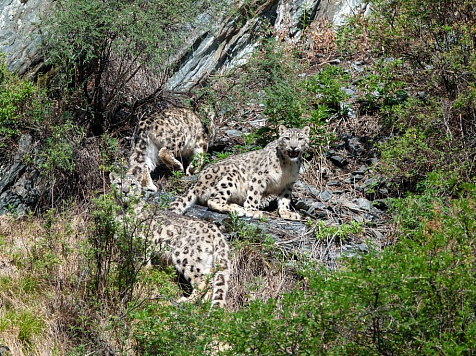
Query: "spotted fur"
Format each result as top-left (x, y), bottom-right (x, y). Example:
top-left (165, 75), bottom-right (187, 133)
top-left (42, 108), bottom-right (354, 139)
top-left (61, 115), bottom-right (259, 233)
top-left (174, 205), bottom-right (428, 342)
top-left (110, 173), bottom-right (230, 307)
top-left (169, 125), bottom-right (310, 220)
top-left (128, 107), bottom-right (215, 192)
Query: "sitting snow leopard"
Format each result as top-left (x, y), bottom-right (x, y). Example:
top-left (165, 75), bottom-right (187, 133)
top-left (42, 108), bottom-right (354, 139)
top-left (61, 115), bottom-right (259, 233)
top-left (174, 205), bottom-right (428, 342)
top-left (109, 172), bottom-right (230, 308)
top-left (169, 125), bottom-right (310, 220)
top-left (127, 106), bottom-right (215, 192)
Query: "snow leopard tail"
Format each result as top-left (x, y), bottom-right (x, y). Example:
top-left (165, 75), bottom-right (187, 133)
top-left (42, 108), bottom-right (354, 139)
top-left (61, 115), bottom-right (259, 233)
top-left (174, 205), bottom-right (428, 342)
top-left (127, 116), bottom-right (151, 178)
top-left (211, 231), bottom-right (230, 308)
top-left (168, 189), bottom-right (198, 214)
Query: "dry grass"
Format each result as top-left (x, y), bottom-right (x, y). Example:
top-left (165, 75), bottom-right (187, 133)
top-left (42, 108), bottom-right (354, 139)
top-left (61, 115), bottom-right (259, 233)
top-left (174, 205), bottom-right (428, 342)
top-left (0, 210), bottom-right (89, 355)
top-left (0, 198), bottom-right (301, 353)
top-left (226, 244), bottom-right (301, 311)
top-left (302, 19), bottom-right (337, 57)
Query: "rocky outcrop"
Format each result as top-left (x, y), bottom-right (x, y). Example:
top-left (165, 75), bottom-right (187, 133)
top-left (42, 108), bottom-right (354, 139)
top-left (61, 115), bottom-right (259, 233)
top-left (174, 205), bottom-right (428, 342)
top-left (316, 0), bottom-right (369, 25)
top-left (0, 0), bottom-right (364, 86)
top-left (167, 0), bottom-right (364, 90)
top-left (0, 0), bottom-right (49, 77)
top-left (0, 135), bottom-right (44, 216)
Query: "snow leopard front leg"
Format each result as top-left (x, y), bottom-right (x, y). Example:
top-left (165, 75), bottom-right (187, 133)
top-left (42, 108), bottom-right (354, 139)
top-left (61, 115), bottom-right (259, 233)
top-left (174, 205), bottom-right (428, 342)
top-left (186, 140), bottom-right (208, 176)
top-left (242, 175), bottom-right (267, 218)
top-left (277, 183), bottom-right (301, 220)
top-left (158, 147), bottom-right (184, 172)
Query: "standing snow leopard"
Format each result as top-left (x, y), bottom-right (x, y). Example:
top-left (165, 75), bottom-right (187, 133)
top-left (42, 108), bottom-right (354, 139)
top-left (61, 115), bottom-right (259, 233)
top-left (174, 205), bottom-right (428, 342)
top-left (169, 125), bottom-right (310, 220)
top-left (127, 107), bottom-right (215, 192)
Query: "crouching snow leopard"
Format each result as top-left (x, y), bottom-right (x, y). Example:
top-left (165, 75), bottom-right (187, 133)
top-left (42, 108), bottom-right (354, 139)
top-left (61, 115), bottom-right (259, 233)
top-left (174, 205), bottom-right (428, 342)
top-left (169, 125), bottom-right (310, 220)
top-left (109, 172), bottom-right (230, 308)
top-left (127, 106), bottom-right (215, 192)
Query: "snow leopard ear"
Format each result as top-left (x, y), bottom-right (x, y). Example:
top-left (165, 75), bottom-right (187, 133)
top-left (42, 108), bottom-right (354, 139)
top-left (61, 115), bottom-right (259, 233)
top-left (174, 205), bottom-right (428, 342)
top-left (278, 125), bottom-right (287, 136)
top-left (109, 171), bottom-right (124, 187)
top-left (301, 126), bottom-right (311, 137)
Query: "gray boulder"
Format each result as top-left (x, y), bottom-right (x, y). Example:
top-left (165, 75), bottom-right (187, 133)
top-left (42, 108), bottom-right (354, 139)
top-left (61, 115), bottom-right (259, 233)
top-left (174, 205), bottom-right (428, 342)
top-left (0, 0), bottom-right (49, 77)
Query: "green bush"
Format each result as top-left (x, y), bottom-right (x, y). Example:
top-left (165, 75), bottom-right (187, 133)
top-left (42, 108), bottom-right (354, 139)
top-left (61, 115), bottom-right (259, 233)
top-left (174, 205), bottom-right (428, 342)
top-left (129, 185), bottom-right (476, 355)
top-left (304, 65), bottom-right (350, 116)
top-left (38, 118), bottom-right (79, 174)
top-left (89, 192), bottom-right (153, 303)
top-left (43, 0), bottom-right (220, 133)
top-left (338, 0), bottom-right (476, 192)
top-left (0, 56), bottom-right (48, 150)
top-left (200, 38), bottom-right (331, 145)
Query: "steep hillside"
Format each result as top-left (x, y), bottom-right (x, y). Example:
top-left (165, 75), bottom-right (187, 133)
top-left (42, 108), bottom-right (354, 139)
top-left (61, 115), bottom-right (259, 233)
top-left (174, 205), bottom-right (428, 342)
top-left (0, 0), bottom-right (475, 354)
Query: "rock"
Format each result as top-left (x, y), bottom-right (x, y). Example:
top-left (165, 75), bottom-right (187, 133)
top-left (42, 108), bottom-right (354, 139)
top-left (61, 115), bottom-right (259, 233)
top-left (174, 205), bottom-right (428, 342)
top-left (295, 182), bottom-right (320, 197)
top-left (355, 242), bottom-right (369, 252)
top-left (370, 229), bottom-right (384, 240)
top-left (341, 200), bottom-right (361, 213)
top-left (225, 129), bottom-right (243, 137)
top-left (320, 190), bottom-right (333, 202)
top-left (352, 165), bottom-right (367, 175)
top-left (249, 118), bottom-right (266, 128)
top-left (183, 204), bottom-right (230, 225)
top-left (310, 201), bottom-right (326, 211)
top-left (0, 0), bottom-right (50, 77)
top-left (364, 178), bottom-right (378, 187)
top-left (341, 86), bottom-right (356, 96)
top-left (0, 135), bottom-right (43, 216)
top-left (0, 0), bottom-right (365, 89)
top-left (345, 176), bottom-right (363, 184)
top-left (351, 61), bottom-right (364, 72)
top-left (378, 187), bottom-right (389, 197)
top-left (329, 155), bottom-right (348, 167)
top-left (346, 107), bottom-right (357, 119)
top-left (168, 0), bottom-right (328, 90)
top-left (326, 180), bottom-right (339, 186)
top-left (332, 190), bottom-right (345, 195)
top-left (345, 136), bottom-right (363, 155)
top-left (368, 157), bottom-right (378, 165)
top-left (356, 197), bottom-right (371, 211)
top-left (294, 199), bottom-right (313, 211)
top-left (341, 242), bottom-right (368, 258)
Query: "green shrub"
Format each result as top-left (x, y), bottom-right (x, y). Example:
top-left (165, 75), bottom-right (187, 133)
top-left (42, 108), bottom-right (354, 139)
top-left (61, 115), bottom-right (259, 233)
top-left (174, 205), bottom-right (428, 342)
top-left (338, 0), bottom-right (476, 192)
top-left (313, 220), bottom-right (364, 240)
top-left (121, 185), bottom-right (476, 355)
top-left (0, 56), bottom-right (48, 151)
top-left (38, 118), bottom-right (79, 174)
top-left (304, 65), bottom-right (350, 116)
top-left (200, 38), bottom-right (330, 145)
top-left (89, 192), bottom-right (151, 303)
top-left (43, 0), bottom-right (220, 133)
top-left (133, 302), bottom-right (220, 356)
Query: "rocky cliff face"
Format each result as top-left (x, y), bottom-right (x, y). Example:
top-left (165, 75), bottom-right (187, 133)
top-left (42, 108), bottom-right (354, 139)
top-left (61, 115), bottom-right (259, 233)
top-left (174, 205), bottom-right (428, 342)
top-left (167, 0), bottom-right (366, 90)
top-left (0, 0), bottom-right (363, 85)
top-left (0, 0), bottom-right (49, 77)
